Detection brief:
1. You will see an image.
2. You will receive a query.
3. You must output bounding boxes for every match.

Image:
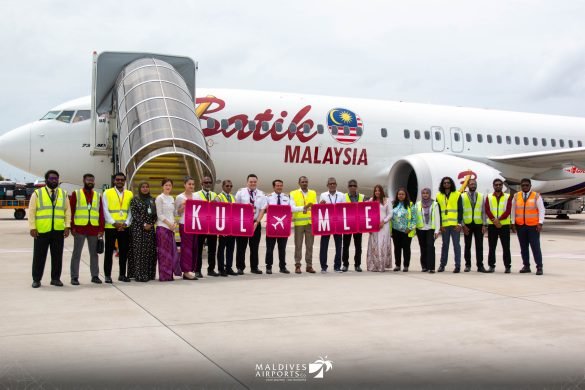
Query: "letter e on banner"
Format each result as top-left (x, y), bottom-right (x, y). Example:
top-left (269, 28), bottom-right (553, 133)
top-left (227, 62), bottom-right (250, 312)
top-left (185, 200), bottom-right (211, 234)
top-left (266, 205), bottom-right (292, 238)
top-left (209, 203), bottom-right (231, 235)
top-left (231, 203), bottom-right (254, 237)
top-left (311, 204), bottom-right (335, 236)
top-left (358, 202), bottom-right (381, 233)
top-left (335, 203), bottom-right (358, 234)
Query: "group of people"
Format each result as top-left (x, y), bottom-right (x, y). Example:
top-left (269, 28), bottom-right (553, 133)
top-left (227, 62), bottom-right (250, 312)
top-left (29, 170), bottom-right (545, 288)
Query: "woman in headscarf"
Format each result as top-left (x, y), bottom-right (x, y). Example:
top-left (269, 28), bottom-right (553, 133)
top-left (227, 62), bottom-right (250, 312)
top-left (366, 185), bottom-right (393, 271)
top-left (155, 178), bottom-right (182, 281)
top-left (415, 188), bottom-right (441, 273)
top-left (128, 181), bottom-right (157, 282)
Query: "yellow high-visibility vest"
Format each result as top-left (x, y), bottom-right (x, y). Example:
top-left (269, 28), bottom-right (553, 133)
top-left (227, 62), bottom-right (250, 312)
top-left (197, 190), bottom-right (217, 202)
top-left (487, 193), bottom-right (511, 225)
top-left (35, 187), bottom-right (67, 233)
top-left (345, 193), bottom-right (365, 202)
top-left (290, 189), bottom-right (317, 226)
top-left (217, 192), bottom-right (234, 203)
top-left (73, 189), bottom-right (100, 226)
top-left (104, 188), bottom-right (133, 229)
top-left (436, 191), bottom-right (461, 227)
top-left (461, 192), bottom-right (484, 225)
top-left (415, 201), bottom-right (437, 229)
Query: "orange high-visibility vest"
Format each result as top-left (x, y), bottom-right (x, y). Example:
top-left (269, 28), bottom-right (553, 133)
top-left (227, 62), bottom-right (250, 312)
top-left (514, 191), bottom-right (540, 226)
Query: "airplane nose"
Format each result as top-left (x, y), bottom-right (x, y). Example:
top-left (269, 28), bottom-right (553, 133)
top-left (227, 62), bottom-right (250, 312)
top-left (0, 124), bottom-right (31, 173)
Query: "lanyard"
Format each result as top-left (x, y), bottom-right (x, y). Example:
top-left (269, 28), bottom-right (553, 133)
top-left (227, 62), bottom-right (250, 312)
top-left (443, 192), bottom-right (450, 215)
top-left (45, 187), bottom-right (57, 207)
top-left (328, 193), bottom-right (337, 204)
top-left (116, 189), bottom-right (125, 217)
top-left (249, 189), bottom-right (255, 205)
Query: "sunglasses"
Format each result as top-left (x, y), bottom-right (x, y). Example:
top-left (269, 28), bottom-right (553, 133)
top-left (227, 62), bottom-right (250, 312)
top-left (328, 183), bottom-right (337, 186)
top-left (203, 181), bottom-right (212, 184)
top-left (348, 184), bottom-right (357, 187)
top-left (224, 185), bottom-right (233, 187)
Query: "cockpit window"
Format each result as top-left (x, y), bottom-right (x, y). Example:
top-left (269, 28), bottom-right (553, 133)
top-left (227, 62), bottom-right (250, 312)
top-left (73, 110), bottom-right (91, 123)
top-left (41, 111), bottom-right (61, 120)
top-left (56, 110), bottom-right (75, 123)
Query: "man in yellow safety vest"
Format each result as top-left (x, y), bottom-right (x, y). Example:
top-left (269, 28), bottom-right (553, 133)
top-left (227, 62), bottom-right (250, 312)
top-left (289, 176), bottom-right (317, 274)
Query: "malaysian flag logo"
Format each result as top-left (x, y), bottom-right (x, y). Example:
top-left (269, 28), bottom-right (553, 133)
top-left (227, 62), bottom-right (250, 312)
top-left (326, 108), bottom-right (363, 144)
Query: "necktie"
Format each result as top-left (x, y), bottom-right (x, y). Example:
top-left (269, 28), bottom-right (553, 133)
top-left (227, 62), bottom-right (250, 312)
top-left (277, 194), bottom-right (281, 205)
top-left (50, 190), bottom-right (56, 204)
top-left (249, 190), bottom-right (255, 205)
top-left (524, 192), bottom-right (528, 201)
top-left (204, 191), bottom-right (210, 201)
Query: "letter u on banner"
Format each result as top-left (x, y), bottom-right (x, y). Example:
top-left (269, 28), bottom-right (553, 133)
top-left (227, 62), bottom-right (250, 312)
top-left (184, 200), bottom-right (211, 234)
top-left (266, 205), bottom-right (292, 238)
top-left (208, 202), bottom-right (231, 235)
top-left (231, 203), bottom-right (255, 237)
top-left (311, 204), bottom-right (335, 236)
top-left (358, 202), bottom-right (381, 233)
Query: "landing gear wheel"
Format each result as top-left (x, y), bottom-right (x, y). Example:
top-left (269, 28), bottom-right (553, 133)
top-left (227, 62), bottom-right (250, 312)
top-left (14, 209), bottom-right (26, 220)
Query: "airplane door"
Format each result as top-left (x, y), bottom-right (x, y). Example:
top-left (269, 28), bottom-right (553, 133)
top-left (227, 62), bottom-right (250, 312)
top-left (450, 127), bottom-right (464, 153)
top-left (431, 126), bottom-right (445, 151)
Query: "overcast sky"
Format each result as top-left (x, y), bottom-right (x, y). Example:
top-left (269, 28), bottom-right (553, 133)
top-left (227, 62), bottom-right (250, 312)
top-left (1, 0), bottom-right (585, 180)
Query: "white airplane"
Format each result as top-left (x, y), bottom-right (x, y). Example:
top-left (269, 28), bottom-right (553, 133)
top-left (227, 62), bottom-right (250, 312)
top-left (1, 52), bottom-right (585, 216)
top-left (271, 215), bottom-right (287, 230)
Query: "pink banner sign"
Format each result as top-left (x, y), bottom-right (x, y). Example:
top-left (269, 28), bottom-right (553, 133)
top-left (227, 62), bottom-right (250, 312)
top-left (311, 202), bottom-right (381, 235)
top-left (184, 200), bottom-right (254, 236)
top-left (265, 205), bottom-right (292, 238)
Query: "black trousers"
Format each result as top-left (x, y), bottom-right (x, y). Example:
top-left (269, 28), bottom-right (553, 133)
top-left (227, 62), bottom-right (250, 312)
top-left (416, 229), bottom-right (435, 271)
top-left (319, 234), bottom-right (342, 271)
top-left (236, 224), bottom-right (261, 271)
top-left (342, 233), bottom-right (363, 267)
top-left (105, 228), bottom-right (130, 278)
top-left (32, 230), bottom-right (64, 282)
top-left (392, 229), bottom-right (412, 267)
top-left (516, 225), bottom-right (543, 268)
top-left (487, 225), bottom-right (511, 268)
top-left (217, 235), bottom-right (236, 272)
top-left (464, 223), bottom-right (485, 268)
top-left (265, 237), bottom-right (288, 270)
top-left (197, 234), bottom-right (217, 273)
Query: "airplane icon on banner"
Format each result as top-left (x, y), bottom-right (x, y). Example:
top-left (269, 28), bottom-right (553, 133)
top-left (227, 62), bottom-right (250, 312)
top-left (271, 215), bottom-right (287, 230)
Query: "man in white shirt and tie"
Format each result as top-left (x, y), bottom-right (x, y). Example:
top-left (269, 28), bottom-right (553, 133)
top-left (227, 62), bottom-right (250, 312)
top-left (235, 174), bottom-right (265, 274)
top-left (318, 177), bottom-right (346, 273)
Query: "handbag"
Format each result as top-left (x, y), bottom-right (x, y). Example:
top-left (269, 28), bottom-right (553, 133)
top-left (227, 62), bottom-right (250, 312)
top-left (96, 237), bottom-right (104, 254)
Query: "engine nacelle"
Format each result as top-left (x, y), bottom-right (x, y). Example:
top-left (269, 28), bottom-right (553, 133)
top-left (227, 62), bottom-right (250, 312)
top-left (387, 153), bottom-right (505, 201)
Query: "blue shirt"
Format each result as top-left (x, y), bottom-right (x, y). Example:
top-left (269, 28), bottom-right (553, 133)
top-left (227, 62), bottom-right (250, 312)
top-left (391, 202), bottom-right (417, 232)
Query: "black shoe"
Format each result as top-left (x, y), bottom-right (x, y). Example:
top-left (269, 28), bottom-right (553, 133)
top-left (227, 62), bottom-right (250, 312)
top-left (393, 266), bottom-right (401, 272)
top-left (219, 272), bottom-right (228, 277)
top-left (195, 272), bottom-right (204, 278)
top-left (91, 276), bottom-right (102, 284)
top-left (422, 268), bottom-right (428, 272)
top-left (105, 276), bottom-right (113, 283)
top-left (32, 281), bottom-right (41, 288)
top-left (505, 267), bottom-right (511, 274)
top-left (464, 266), bottom-right (471, 272)
top-left (237, 269), bottom-right (244, 275)
top-left (182, 274), bottom-right (198, 280)
top-left (519, 266), bottom-right (532, 274)
top-left (280, 268), bottom-right (290, 274)
top-left (50, 279), bottom-right (63, 287)
top-left (355, 266), bottom-right (362, 272)
top-left (266, 268), bottom-right (273, 274)
top-left (227, 270), bottom-right (238, 276)
top-left (438, 265), bottom-right (445, 272)
top-left (341, 266), bottom-right (348, 272)
top-left (251, 269), bottom-right (263, 274)
top-left (71, 278), bottom-right (80, 286)
top-left (478, 267), bottom-right (487, 273)
top-left (487, 266), bottom-right (495, 273)
top-left (207, 271), bottom-right (220, 277)
top-left (453, 267), bottom-right (460, 273)
top-left (118, 276), bottom-right (130, 282)
top-left (536, 267), bottom-right (543, 275)
top-left (429, 270), bottom-right (435, 274)
top-left (402, 267), bottom-right (409, 272)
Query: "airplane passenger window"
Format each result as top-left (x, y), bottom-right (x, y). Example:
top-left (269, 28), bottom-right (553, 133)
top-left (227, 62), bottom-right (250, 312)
top-left (435, 131), bottom-right (441, 141)
top-left (542, 138), bottom-right (547, 146)
top-left (404, 129), bottom-right (410, 139)
top-left (381, 128), bottom-right (388, 138)
top-left (206, 118), bottom-right (216, 128)
top-left (496, 135), bottom-right (502, 144)
top-left (487, 135), bottom-right (493, 143)
top-left (317, 124), bottom-right (324, 134)
top-left (414, 130), bottom-right (420, 139)
top-left (344, 126), bottom-right (350, 136)
top-left (515, 136), bottom-right (520, 145)
top-left (332, 126), bottom-right (338, 135)
top-left (569, 140), bottom-right (574, 148)
top-left (356, 127), bottom-right (363, 136)
top-left (275, 122), bottom-right (283, 132)
top-left (304, 123), bottom-right (311, 134)
top-left (56, 110), bottom-right (75, 123)
top-left (465, 133), bottom-right (471, 142)
top-left (477, 134), bottom-right (483, 143)
top-left (533, 137), bottom-right (538, 146)
top-left (578, 140), bottom-right (583, 147)
top-left (235, 120), bottom-right (243, 131)
top-left (505, 136), bottom-right (511, 144)
top-left (262, 121), bottom-right (270, 132)
top-left (524, 137), bottom-right (529, 145)
top-left (424, 131), bottom-right (430, 140)
top-left (72, 110), bottom-right (90, 123)
top-left (551, 139), bottom-right (556, 147)
top-left (560, 139), bottom-right (565, 147)
top-left (41, 111), bottom-right (61, 120)
top-left (248, 120), bottom-right (256, 131)
top-left (454, 132), bottom-right (460, 142)
top-left (289, 123), bottom-right (297, 133)
top-left (221, 119), bottom-right (229, 130)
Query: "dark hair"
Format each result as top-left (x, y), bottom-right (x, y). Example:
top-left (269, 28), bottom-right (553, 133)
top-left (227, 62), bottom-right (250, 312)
top-left (392, 187), bottom-right (412, 208)
top-left (222, 179), bottom-right (232, 186)
top-left (439, 176), bottom-right (456, 194)
top-left (161, 178), bottom-right (173, 186)
top-left (372, 184), bottom-right (386, 204)
top-left (520, 178), bottom-right (531, 185)
top-left (348, 179), bottom-right (357, 186)
top-left (114, 172), bottom-right (126, 179)
top-left (44, 170), bottom-right (59, 180)
top-left (247, 174), bottom-right (258, 181)
top-left (298, 176), bottom-right (308, 183)
top-left (83, 173), bottom-right (94, 180)
top-left (184, 176), bottom-right (194, 184)
top-left (493, 178), bottom-right (503, 185)
top-left (272, 179), bottom-right (283, 187)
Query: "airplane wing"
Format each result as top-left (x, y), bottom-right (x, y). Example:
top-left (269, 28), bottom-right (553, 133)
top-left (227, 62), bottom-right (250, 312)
top-left (488, 147), bottom-right (585, 168)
